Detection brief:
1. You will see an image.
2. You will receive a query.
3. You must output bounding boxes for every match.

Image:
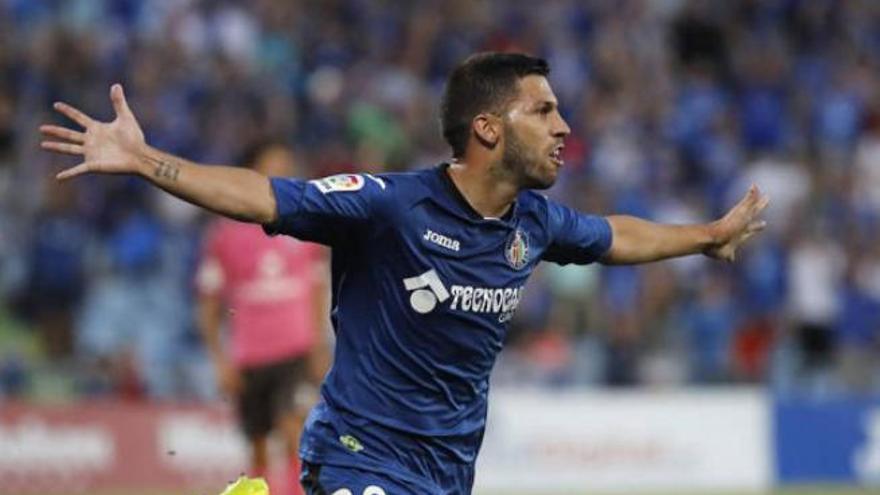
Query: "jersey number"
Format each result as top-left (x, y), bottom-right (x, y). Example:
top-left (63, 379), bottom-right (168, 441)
top-left (331, 487), bottom-right (386, 495)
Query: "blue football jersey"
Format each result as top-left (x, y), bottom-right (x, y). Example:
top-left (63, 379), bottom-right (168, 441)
top-left (265, 164), bottom-right (611, 493)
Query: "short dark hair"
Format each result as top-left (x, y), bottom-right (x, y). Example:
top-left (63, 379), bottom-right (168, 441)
top-left (440, 52), bottom-right (550, 158)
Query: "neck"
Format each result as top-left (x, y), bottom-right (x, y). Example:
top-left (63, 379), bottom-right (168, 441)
top-left (446, 160), bottom-right (519, 219)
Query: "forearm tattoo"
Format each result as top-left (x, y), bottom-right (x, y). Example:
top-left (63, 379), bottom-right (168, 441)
top-left (146, 155), bottom-right (180, 182)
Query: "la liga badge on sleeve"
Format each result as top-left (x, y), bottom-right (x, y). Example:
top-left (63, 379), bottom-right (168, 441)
top-left (311, 174), bottom-right (365, 194)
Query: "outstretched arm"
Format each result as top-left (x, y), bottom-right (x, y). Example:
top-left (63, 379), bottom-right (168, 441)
top-left (40, 84), bottom-right (277, 224)
top-left (601, 185), bottom-right (769, 264)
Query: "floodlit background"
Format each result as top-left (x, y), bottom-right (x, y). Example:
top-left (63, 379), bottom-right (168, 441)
top-left (1, 0), bottom-right (880, 494)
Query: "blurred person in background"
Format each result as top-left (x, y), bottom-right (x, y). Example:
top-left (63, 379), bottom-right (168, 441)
top-left (74, 183), bottom-right (172, 399)
top-left (786, 217), bottom-right (845, 395)
top-left (18, 177), bottom-right (88, 361)
top-left (196, 141), bottom-right (328, 494)
top-left (38, 51), bottom-right (768, 495)
top-left (682, 268), bottom-right (739, 383)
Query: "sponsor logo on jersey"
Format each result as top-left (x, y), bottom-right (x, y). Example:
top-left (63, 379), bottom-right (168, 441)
top-left (403, 269), bottom-right (450, 313)
top-left (505, 228), bottom-right (530, 270)
top-left (311, 174), bottom-right (365, 193)
top-left (403, 269), bottom-right (524, 322)
top-left (449, 285), bottom-right (525, 323)
top-left (423, 228), bottom-right (460, 252)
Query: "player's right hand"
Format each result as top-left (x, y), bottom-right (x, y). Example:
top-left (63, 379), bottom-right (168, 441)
top-left (40, 83), bottom-right (146, 180)
top-left (705, 184), bottom-right (770, 262)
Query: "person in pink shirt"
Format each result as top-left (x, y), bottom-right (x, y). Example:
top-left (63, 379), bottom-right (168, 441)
top-left (196, 141), bottom-right (327, 494)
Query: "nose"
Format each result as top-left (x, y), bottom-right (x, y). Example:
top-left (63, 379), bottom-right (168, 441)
top-left (553, 112), bottom-right (571, 137)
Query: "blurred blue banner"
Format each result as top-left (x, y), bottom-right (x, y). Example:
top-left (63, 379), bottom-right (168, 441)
top-left (774, 397), bottom-right (880, 485)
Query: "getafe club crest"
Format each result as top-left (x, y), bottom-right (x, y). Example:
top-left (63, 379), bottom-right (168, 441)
top-left (505, 228), bottom-right (530, 270)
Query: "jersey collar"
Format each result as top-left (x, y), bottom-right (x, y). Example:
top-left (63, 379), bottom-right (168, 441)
top-left (434, 163), bottom-right (518, 225)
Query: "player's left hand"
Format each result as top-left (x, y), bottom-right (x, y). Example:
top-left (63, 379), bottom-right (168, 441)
top-left (704, 184), bottom-right (769, 262)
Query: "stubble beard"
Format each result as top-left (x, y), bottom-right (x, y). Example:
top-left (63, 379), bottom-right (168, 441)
top-left (497, 123), bottom-right (555, 190)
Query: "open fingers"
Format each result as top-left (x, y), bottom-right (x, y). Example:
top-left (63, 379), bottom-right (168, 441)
top-left (756, 194), bottom-right (770, 213)
top-left (41, 141), bottom-right (84, 156)
top-left (734, 186), bottom-right (769, 224)
top-left (745, 184), bottom-right (763, 206)
top-left (747, 219), bottom-right (767, 233)
top-left (40, 125), bottom-right (85, 143)
top-left (731, 185), bottom-right (759, 214)
top-left (56, 162), bottom-right (93, 181)
top-left (53, 101), bottom-right (95, 129)
top-left (743, 194), bottom-right (770, 226)
top-left (110, 84), bottom-right (133, 119)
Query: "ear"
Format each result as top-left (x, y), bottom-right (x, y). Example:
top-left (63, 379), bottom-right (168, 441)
top-left (472, 113), bottom-right (501, 149)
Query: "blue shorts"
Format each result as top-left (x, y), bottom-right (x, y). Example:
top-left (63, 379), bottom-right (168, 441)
top-left (301, 461), bottom-right (423, 495)
top-left (299, 401), bottom-right (477, 494)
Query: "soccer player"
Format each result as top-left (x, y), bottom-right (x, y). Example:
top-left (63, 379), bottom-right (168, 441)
top-left (40, 53), bottom-right (768, 495)
top-left (196, 141), bottom-right (327, 495)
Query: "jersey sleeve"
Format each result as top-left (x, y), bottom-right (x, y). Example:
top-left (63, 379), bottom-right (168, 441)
top-left (262, 173), bottom-right (391, 245)
top-left (542, 199), bottom-right (613, 265)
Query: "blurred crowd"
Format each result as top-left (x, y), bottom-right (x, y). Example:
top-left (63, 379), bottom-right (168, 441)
top-left (1, 0), bottom-right (880, 401)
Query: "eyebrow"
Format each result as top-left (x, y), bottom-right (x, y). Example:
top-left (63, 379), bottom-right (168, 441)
top-left (534, 101), bottom-right (558, 112)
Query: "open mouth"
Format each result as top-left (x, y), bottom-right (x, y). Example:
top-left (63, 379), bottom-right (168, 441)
top-left (549, 144), bottom-right (564, 166)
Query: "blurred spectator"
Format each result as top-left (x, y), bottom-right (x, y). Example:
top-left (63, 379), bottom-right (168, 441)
top-left (835, 253), bottom-right (880, 393)
top-left (682, 269), bottom-right (740, 383)
top-left (17, 178), bottom-right (88, 361)
top-left (786, 221), bottom-right (846, 395)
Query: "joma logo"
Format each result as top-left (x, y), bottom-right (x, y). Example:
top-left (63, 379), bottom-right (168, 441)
top-left (423, 229), bottom-right (460, 252)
